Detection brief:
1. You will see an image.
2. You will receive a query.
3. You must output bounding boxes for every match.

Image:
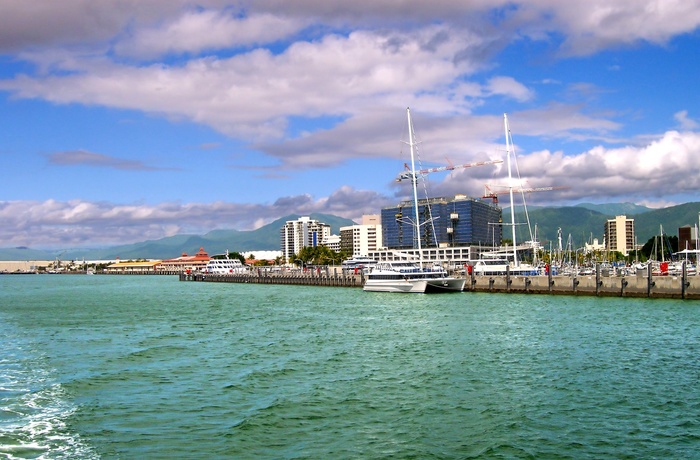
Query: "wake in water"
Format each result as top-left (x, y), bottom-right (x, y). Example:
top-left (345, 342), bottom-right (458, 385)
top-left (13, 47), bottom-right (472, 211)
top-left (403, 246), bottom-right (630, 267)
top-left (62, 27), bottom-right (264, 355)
top-left (0, 335), bottom-right (97, 459)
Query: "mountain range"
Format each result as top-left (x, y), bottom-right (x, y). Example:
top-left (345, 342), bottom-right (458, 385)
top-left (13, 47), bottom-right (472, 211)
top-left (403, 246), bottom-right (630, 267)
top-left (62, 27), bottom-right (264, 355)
top-left (2, 204), bottom-right (699, 261)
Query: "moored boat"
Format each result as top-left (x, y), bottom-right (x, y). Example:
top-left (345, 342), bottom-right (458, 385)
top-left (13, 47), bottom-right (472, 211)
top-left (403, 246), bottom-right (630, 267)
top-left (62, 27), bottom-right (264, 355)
top-left (363, 261), bottom-right (464, 293)
top-left (204, 258), bottom-right (247, 275)
top-left (363, 108), bottom-right (465, 293)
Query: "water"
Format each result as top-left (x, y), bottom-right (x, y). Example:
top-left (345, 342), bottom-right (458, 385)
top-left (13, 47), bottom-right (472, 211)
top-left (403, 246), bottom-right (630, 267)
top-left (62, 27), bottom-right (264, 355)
top-left (1, 275), bottom-right (699, 459)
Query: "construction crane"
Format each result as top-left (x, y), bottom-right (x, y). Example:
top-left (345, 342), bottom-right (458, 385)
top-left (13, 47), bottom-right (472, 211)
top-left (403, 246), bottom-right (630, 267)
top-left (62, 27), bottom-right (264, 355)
top-left (396, 159), bottom-right (502, 182)
top-left (482, 184), bottom-right (568, 204)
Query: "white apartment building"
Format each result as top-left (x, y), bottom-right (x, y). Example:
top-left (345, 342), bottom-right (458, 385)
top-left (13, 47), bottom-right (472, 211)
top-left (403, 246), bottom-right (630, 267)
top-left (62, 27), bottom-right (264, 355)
top-left (340, 214), bottom-right (383, 256)
top-left (280, 216), bottom-right (332, 261)
top-left (604, 215), bottom-right (635, 256)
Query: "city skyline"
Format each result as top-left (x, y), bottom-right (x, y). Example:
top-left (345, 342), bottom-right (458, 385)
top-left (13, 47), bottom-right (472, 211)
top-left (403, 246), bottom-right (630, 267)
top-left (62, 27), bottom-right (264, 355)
top-left (1, 1), bottom-right (700, 249)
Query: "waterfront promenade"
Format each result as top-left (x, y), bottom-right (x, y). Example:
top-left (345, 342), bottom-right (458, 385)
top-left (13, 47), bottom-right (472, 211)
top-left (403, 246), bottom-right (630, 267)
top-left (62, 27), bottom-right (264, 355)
top-left (179, 264), bottom-right (700, 300)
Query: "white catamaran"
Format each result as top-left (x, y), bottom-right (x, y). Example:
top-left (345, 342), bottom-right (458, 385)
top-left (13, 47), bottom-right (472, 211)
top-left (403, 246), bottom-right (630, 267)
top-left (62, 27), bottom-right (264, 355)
top-left (363, 108), bottom-right (466, 293)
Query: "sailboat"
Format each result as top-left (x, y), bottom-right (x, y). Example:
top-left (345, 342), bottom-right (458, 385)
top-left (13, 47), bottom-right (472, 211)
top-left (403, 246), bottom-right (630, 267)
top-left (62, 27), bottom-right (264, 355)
top-left (472, 114), bottom-right (539, 276)
top-left (363, 108), bottom-right (466, 293)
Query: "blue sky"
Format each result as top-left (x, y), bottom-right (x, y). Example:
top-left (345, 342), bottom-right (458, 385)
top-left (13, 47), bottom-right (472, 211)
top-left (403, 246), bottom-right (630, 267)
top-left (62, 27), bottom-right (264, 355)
top-left (1, 1), bottom-right (700, 249)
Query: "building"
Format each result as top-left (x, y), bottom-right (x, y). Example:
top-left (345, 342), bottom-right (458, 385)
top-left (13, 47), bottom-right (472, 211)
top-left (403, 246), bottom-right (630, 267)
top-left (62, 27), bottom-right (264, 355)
top-left (381, 194), bottom-right (502, 250)
top-left (340, 214), bottom-right (383, 256)
top-left (106, 260), bottom-right (162, 273)
top-left (584, 237), bottom-right (605, 253)
top-left (159, 247), bottom-right (210, 272)
top-left (679, 225), bottom-right (699, 251)
top-left (280, 216), bottom-right (331, 261)
top-left (603, 215), bottom-right (635, 256)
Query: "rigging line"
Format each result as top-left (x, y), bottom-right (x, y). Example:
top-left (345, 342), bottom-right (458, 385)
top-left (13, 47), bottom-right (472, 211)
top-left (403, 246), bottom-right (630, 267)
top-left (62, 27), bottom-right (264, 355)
top-left (412, 127), bottom-right (440, 249)
top-left (508, 127), bottom-right (535, 247)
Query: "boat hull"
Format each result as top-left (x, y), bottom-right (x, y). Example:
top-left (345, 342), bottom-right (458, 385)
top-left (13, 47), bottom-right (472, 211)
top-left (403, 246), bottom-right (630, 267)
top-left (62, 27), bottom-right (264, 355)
top-left (363, 279), bottom-right (428, 293)
top-left (425, 277), bottom-right (466, 293)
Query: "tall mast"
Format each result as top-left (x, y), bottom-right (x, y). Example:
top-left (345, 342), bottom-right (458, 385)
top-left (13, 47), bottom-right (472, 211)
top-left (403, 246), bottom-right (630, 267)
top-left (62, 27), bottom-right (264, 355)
top-left (407, 107), bottom-right (423, 266)
top-left (504, 113), bottom-right (518, 267)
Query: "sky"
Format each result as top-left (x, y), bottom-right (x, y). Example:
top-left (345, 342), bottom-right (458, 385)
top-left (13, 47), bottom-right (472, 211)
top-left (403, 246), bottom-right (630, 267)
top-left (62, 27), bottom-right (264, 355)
top-left (1, 0), bottom-right (700, 249)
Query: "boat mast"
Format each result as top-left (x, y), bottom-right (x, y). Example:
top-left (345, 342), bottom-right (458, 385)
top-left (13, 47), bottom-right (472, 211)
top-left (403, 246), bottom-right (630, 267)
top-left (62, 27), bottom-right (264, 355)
top-left (504, 113), bottom-right (518, 267)
top-left (407, 107), bottom-right (424, 267)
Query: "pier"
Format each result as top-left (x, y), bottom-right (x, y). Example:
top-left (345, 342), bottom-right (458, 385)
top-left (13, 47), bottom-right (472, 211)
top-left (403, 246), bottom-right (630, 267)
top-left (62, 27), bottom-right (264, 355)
top-left (179, 264), bottom-right (700, 300)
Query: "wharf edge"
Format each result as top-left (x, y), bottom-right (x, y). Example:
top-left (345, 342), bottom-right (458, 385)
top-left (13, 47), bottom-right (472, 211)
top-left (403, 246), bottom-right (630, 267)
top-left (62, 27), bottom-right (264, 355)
top-left (179, 264), bottom-right (700, 300)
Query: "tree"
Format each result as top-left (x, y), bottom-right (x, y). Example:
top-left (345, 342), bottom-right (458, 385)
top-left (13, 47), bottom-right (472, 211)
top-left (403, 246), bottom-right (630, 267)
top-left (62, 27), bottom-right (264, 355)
top-left (641, 235), bottom-right (678, 260)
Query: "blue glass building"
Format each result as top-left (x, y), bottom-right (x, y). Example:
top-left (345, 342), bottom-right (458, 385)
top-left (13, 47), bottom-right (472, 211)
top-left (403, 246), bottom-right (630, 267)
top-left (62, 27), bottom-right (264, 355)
top-left (381, 194), bottom-right (502, 249)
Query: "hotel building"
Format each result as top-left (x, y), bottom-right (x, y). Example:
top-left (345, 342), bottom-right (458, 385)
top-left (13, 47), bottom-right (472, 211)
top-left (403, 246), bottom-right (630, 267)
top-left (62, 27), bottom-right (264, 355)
top-left (280, 216), bottom-right (331, 262)
top-left (603, 215), bottom-right (635, 256)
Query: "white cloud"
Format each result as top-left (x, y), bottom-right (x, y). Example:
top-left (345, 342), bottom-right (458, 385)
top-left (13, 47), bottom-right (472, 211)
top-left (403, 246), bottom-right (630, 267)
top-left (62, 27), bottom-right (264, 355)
top-left (3, 129), bottom-right (698, 249)
top-left (485, 76), bottom-right (534, 102)
top-left (528, 0), bottom-right (700, 55)
top-left (674, 110), bottom-right (699, 130)
top-left (115, 11), bottom-right (307, 58)
top-left (0, 187), bottom-right (391, 248)
top-left (0, 25), bottom-right (490, 142)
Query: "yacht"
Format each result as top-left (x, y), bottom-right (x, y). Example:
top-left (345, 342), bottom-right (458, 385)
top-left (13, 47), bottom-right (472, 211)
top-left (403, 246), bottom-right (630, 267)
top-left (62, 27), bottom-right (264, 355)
top-left (363, 261), bottom-right (464, 293)
top-left (363, 108), bottom-right (465, 293)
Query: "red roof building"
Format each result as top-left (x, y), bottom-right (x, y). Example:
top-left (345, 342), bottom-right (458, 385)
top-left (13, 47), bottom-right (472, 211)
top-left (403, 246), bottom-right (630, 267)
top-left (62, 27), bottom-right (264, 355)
top-left (159, 247), bottom-right (210, 272)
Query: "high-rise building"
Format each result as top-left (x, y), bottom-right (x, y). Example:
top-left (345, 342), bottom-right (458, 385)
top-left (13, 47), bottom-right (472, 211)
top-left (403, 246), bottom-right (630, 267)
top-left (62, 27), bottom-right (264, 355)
top-left (604, 215), bottom-right (635, 256)
top-left (280, 216), bottom-right (331, 261)
top-left (340, 214), bottom-right (383, 256)
top-left (381, 194), bottom-right (502, 249)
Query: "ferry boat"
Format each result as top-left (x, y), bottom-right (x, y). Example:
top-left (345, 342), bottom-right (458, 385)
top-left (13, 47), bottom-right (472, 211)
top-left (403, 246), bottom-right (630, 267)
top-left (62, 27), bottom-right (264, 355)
top-left (341, 256), bottom-right (377, 273)
top-left (204, 258), bottom-right (247, 275)
top-left (363, 261), bottom-right (465, 293)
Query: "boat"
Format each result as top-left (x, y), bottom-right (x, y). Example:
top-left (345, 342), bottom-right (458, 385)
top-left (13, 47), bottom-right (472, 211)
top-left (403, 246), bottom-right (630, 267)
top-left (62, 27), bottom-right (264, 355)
top-left (496, 113), bottom-right (539, 275)
top-left (203, 258), bottom-right (247, 275)
top-left (341, 256), bottom-right (378, 273)
top-left (471, 256), bottom-right (540, 276)
top-left (363, 108), bottom-right (465, 293)
top-left (363, 261), bottom-right (466, 293)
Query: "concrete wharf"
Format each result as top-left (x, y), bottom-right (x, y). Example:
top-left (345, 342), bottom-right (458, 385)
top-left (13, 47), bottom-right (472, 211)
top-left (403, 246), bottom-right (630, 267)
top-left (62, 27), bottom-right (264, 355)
top-left (179, 264), bottom-right (700, 300)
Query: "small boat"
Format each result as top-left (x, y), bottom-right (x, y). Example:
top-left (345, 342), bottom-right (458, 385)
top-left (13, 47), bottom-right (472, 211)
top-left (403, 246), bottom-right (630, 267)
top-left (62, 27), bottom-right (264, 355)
top-left (204, 258), bottom-right (247, 275)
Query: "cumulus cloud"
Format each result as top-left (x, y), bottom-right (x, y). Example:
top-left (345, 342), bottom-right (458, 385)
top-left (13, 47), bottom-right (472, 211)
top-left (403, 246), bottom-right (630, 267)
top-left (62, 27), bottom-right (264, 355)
top-left (115, 11), bottom-right (308, 58)
top-left (0, 186), bottom-right (392, 248)
top-left (0, 1), bottom-right (699, 249)
top-left (399, 128), bottom-right (700, 208)
top-left (0, 25), bottom-right (492, 144)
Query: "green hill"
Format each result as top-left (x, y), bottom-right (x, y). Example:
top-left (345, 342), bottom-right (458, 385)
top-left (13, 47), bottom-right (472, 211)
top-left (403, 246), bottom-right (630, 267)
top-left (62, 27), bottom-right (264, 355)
top-left (504, 202), bottom-right (700, 247)
top-left (61, 213), bottom-right (355, 260)
top-left (2, 204), bottom-right (699, 261)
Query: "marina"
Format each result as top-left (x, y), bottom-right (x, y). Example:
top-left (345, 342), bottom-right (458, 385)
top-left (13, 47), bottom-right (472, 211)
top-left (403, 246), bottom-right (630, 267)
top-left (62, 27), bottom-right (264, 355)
top-left (179, 262), bottom-right (700, 299)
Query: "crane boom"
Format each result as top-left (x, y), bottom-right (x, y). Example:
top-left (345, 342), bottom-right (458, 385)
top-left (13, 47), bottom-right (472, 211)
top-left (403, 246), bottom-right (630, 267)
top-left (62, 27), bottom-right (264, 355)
top-left (482, 184), bottom-right (568, 204)
top-left (396, 159), bottom-right (502, 182)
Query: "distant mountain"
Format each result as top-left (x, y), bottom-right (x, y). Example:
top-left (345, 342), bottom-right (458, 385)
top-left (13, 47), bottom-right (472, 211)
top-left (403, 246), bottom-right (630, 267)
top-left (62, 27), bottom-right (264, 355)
top-left (574, 202), bottom-right (652, 216)
top-left (0, 246), bottom-right (57, 261)
top-left (504, 202), bottom-right (700, 246)
top-left (2, 205), bottom-right (699, 261)
top-left (0, 213), bottom-right (357, 261)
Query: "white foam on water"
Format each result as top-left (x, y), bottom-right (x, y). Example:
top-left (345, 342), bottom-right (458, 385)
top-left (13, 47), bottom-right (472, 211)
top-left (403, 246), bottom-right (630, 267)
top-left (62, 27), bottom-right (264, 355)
top-left (0, 339), bottom-right (99, 459)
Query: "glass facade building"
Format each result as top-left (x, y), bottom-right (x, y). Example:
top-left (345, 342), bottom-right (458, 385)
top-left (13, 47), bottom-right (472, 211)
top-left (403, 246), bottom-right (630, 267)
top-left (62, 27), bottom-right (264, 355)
top-left (381, 194), bottom-right (502, 249)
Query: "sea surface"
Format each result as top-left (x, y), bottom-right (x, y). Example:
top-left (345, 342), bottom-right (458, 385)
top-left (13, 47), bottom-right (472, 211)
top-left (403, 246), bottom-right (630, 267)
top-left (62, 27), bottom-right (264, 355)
top-left (0, 275), bottom-right (698, 459)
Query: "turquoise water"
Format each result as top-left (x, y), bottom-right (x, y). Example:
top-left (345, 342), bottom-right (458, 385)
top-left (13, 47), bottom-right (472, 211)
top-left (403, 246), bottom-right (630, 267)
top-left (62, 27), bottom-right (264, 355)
top-left (1, 275), bottom-right (699, 459)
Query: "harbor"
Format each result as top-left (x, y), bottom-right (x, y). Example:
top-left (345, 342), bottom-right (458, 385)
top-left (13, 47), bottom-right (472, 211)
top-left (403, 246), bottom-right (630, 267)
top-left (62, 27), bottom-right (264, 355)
top-left (179, 263), bottom-right (700, 300)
